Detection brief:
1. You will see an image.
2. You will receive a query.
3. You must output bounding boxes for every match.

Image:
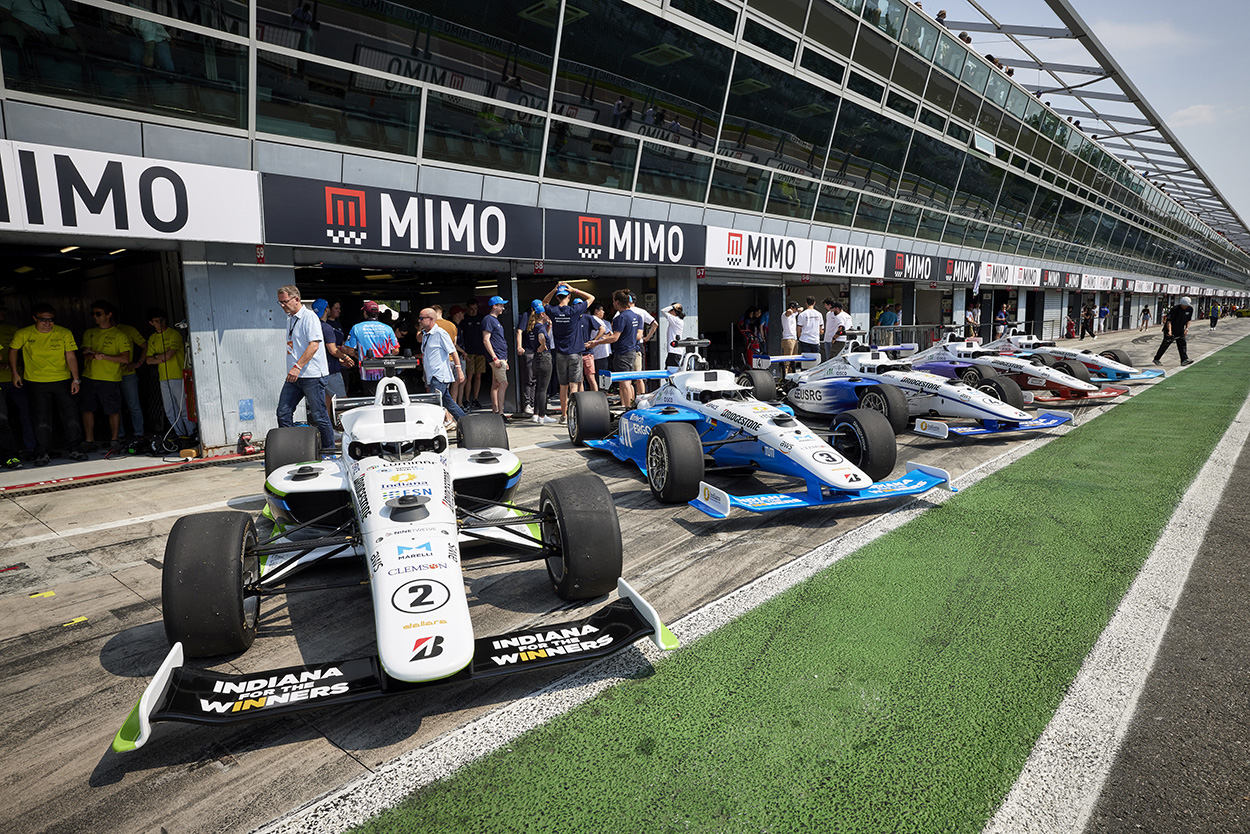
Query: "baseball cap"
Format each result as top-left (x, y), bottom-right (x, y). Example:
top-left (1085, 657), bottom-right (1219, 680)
top-left (361, 300), bottom-right (379, 314)
top-left (489, 295), bottom-right (508, 306)
top-left (311, 299), bottom-right (328, 317)
top-left (448, 305), bottom-right (465, 317)
top-left (555, 284), bottom-right (571, 297)
top-left (787, 300), bottom-right (800, 310)
top-left (1180, 296), bottom-right (1192, 306)
top-left (531, 299), bottom-right (544, 313)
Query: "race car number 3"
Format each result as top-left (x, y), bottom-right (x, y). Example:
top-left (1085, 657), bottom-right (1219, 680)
top-left (392, 579), bottom-right (451, 613)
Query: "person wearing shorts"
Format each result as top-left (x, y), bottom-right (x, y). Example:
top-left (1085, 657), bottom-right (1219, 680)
top-left (482, 296), bottom-right (510, 417)
top-left (542, 281), bottom-right (594, 423)
top-left (588, 290), bottom-right (642, 409)
top-left (459, 299), bottom-right (486, 407)
top-left (80, 300), bottom-right (133, 451)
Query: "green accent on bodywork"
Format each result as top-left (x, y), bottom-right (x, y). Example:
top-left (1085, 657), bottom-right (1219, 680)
top-left (266, 484), bottom-right (288, 498)
top-left (262, 503), bottom-right (274, 521)
top-left (508, 461), bottom-right (521, 477)
top-left (655, 620), bottom-right (679, 651)
top-left (112, 700), bottom-right (143, 752)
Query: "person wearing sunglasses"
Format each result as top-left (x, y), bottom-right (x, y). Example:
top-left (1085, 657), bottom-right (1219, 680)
top-left (79, 300), bottom-right (133, 452)
top-left (8, 303), bottom-right (88, 465)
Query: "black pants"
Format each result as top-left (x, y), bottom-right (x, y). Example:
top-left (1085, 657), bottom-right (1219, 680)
top-left (26, 380), bottom-right (84, 453)
top-left (1080, 321), bottom-right (1095, 339)
top-left (0, 390), bottom-right (18, 456)
top-left (1154, 334), bottom-right (1189, 363)
top-left (519, 351), bottom-right (553, 416)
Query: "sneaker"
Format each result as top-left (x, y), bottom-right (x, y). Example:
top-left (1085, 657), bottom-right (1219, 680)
top-left (68, 450), bottom-right (89, 462)
top-left (34, 453), bottom-right (50, 467)
top-left (81, 441), bottom-right (99, 453)
top-left (443, 421), bottom-right (457, 431)
top-left (4, 457), bottom-right (20, 470)
top-left (1181, 359), bottom-right (1193, 366)
top-left (557, 415), bottom-right (567, 425)
top-left (531, 414), bottom-right (542, 423)
top-left (514, 412), bottom-right (533, 420)
top-left (1151, 360), bottom-right (1161, 365)
top-left (540, 415), bottom-right (558, 424)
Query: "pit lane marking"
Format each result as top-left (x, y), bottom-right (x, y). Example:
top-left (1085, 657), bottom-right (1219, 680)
top-left (1, 499), bottom-right (244, 549)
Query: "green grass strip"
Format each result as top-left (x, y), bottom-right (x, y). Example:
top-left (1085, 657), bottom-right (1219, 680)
top-left (355, 341), bottom-right (1250, 834)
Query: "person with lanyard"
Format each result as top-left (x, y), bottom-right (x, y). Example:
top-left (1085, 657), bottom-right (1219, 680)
top-left (274, 285), bottom-right (334, 450)
top-left (343, 300), bottom-right (398, 397)
top-left (312, 299), bottom-right (353, 426)
top-left (481, 296), bottom-right (511, 420)
top-left (661, 302), bottom-right (687, 371)
top-left (8, 303), bottom-right (88, 465)
top-left (144, 309), bottom-right (196, 439)
top-left (516, 299), bottom-right (556, 423)
top-left (417, 307), bottom-right (465, 429)
top-left (542, 281), bottom-right (594, 424)
top-left (587, 289), bottom-right (643, 409)
top-left (79, 299), bottom-right (133, 452)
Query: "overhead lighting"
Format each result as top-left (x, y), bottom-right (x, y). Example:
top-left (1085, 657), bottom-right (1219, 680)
top-left (15, 266), bottom-right (34, 273)
top-left (365, 273), bottom-right (394, 281)
top-left (59, 245), bottom-right (79, 253)
top-left (109, 248), bottom-right (126, 255)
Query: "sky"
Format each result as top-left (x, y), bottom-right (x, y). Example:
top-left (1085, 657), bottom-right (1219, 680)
top-left (941, 0), bottom-right (1250, 239)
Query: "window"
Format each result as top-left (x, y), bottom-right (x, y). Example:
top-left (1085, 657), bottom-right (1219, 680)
top-left (862, 0), bottom-right (907, 40)
top-left (766, 175), bottom-right (818, 219)
top-left (933, 33), bottom-right (965, 79)
top-left (747, 0), bottom-right (811, 31)
top-left (891, 50), bottom-right (929, 96)
top-left (800, 48), bottom-right (846, 85)
top-left (806, 0), bottom-right (859, 56)
top-left (853, 193), bottom-right (893, 231)
top-left (847, 71), bottom-right (885, 102)
top-left (852, 26), bottom-right (897, 78)
top-left (899, 10), bottom-right (938, 60)
top-left (827, 100), bottom-right (909, 194)
top-left (814, 184), bottom-right (859, 226)
top-left (960, 54), bottom-right (990, 95)
top-left (709, 159), bottom-right (771, 211)
top-left (671, 0), bottom-right (738, 33)
top-left (919, 107), bottom-right (946, 131)
top-left (743, 18), bottom-right (798, 61)
top-left (886, 91), bottom-right (918, 119)
top-left (636, 142), bottom-right (713, 202)
top-left (887, 200), bottom-right (921, 237)
top-left (544, 123), bottom-right (639, 190)
top-left (424, 92), bottom-right (541, 173)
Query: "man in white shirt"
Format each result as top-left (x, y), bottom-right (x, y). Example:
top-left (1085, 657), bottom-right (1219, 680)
top-left (779, 301), bottom-right (799, 373)
top-left (795, 296), bottom-right (823, 358)
top-left (276, 284), bottom-right (334, 450)
top-left (821, 297), bottom-right (838, 361)
top-left (829, 300), bottom-right (854, 358)
top-left (661, 303), bottom-right (686, 371)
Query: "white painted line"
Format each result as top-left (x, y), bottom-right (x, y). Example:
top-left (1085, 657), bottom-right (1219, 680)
top-left (2, 498), bottom-right (257, 548)
top-left (982, 384), bottom-right (1250, 834)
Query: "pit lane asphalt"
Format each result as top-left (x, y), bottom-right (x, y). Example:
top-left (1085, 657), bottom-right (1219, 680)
top-left (0, 320), bottom-right (1243, 834)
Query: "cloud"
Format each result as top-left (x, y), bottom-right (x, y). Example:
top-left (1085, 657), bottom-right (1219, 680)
top-left (1168, 104), bottom-right (1247, 127)
top-left (1089, 19), bottom-right (1203, 55)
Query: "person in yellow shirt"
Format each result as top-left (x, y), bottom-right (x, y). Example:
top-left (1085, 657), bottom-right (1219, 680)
top-left (114, 317), bottom-right (147, 440)
top-left (80, 300), bottom-right (133, 450)
top-left (144, 308), bottom-right (195, 437)
top-left (9, 303), bottom-right (88, 465)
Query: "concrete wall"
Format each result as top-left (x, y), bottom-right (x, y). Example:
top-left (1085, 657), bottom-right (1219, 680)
top-left (181, 242), bottom-right (296, 450)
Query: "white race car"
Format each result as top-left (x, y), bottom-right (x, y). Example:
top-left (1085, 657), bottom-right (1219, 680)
top-left (986, 333), bottom-right (1164, 382)
top-left (113, 363), bottom-right (675, 752)
top-left (754, 336), bottom-right (1071, 439)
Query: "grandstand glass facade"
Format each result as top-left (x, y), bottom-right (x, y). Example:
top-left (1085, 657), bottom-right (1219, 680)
top-left (1, 0), bottom-right (1247, 287)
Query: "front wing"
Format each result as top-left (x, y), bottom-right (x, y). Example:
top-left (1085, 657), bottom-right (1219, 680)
top-left (912, 410), bottom-right (1072, 439)
top-left (113, 579), bottom-right (676, 752)
top-left (1029, 385), bottom-right (1129, 403)
top-left (689, 462), bottom-right (952, 518)
top-left (1093, 368), bottom-right (1164, 381)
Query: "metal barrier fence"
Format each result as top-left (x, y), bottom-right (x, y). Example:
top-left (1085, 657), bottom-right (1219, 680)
top-left (867, 318), bottom-right (1070, 349)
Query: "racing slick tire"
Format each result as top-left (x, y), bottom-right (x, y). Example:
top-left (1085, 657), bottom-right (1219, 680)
top-left (568, 390), bottom-right (611, 446)
top-left (1054, 359), bottom-right (1093, 384)
top-left (645, 422), bottom-right (704, 504)
top-left (163, 511), bottom-right (260, 657)
top-left (458, 412), bottom-right (510, 450)
top-left (264, 426), bottom-right (320, 477)
top-left (1099, 348), bottom-right (1133, 367)
top-left (958, 364), bottom-right (992, 384)
top-left (831, 408), bottom-right (896, 483)
top-left (1027, 354), bottom-right (1057, 367)
top-left (736, 369), bottom-right (777, 402)
top-left (856, 384), bottom-right (909, 435)
top-left (974, 375), bottom-right (1026, 411)
top-left (541, 474), bottom-right (623, 600)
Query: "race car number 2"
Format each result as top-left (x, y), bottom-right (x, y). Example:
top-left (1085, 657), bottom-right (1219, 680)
top-left (392, 578), bottom-right (451, 614)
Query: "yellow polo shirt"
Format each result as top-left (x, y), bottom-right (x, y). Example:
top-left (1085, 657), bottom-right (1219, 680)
top-left (82, 326), bottom-right (134, 383)
top-left (10, 324), bottom-right (78, 383)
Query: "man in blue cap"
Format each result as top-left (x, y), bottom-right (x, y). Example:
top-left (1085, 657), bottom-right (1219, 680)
top-left (482, 295), bottom-right (511, 419)
top-left (542, 281), bottom-right (595, 423)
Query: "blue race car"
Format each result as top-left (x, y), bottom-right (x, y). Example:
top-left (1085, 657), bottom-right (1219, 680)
top-left (567, 340), bottom-right (951, 518)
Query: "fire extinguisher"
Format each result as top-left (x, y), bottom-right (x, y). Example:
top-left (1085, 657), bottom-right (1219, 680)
top-left (183, 368), bottom-right (198, 423)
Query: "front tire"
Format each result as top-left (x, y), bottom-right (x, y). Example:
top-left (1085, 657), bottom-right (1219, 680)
top-left (831, 408), bottom-right (896, 482)
top-left (975, 375), bottom-right (1026, 411)
top-left (1099, 348), bottom-right (1132, 367)
top-left (645, 422), bottom-right (704, 503)
top-left (856, 384), bottom-right (909, 434)
top-left (1054, 359), bottom-right (1093, 384)
top-left (958, 364), bottom-right (991, 384)
top-left (458, 412), bottom-right (509, 449)
top-left (163, 511), bottom-right (260, 657)
top-left (736, 369), bottom-right (776, 402)
top-left (568, 390), bottom-right (611, 446)
top-left (541, 474), bottom-right (622, 600)
top-left (264, 426), bottom-right (320, 476)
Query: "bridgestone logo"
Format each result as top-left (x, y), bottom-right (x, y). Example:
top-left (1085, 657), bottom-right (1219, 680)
top-left (722, 410), bottom-right (762, 432)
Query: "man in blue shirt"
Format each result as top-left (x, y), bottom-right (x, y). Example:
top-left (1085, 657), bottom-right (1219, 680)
top-left (542, 282), bottom-right (595, 423)
top-left (276, 285), bottom-right (334, 449)
top-left (877, 303), bottom-right (897, 346)
top-left (343, 300), bottom-right (398, 396)
top-left (588, 289), bottom-right (643, 409)
top-left (459, 299), bottom-right (486, 408)
top-left (481, 296), bottom-right (510, 418)
top-left (418, 307), bottom-right (465, 427)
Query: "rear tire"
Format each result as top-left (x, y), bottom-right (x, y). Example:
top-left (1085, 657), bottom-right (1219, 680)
top-left (568, 390), bottom-right (611, 446)
top-left (541, 474), bottom-right (622, 600)
top-left (958, 364), bottom-right (990, 384)
top-left (458, 412), bottom-right (509, 450)
top-left (1054, 360), bottom-right (1092, 384)
top-left (975, 375), bottom-right (1026, 411)
top-left (736, 369), bottom-right (776, 402)
top-left (163, 511), bottom-right (260, 657)
top-left (856, 384), bottom-right (909, 434)
top-left (645, 422), bottom-right (704, 503)
top-left (831, 408), bottom-right (897, 482)
top-left (264, 426), bottom-right (320, 477)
